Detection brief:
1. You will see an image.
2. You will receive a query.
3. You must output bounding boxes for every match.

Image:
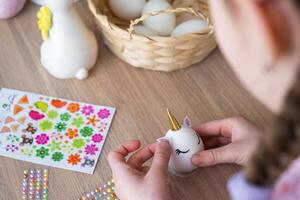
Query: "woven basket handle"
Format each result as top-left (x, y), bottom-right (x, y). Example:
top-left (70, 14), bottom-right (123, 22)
top-left (127, 7), bottom-right (212, 39)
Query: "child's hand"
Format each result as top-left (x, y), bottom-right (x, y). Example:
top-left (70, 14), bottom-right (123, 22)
top-left (108, 140), bottom-right (172, 200)
top-left (192, 117), bottom-right (259, 167)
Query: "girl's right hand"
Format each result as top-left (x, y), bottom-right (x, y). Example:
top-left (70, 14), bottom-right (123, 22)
top-left (192, 117), bottom-right (260, 167)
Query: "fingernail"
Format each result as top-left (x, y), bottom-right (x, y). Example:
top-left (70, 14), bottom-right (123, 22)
top-left (156, 137), bottom-right (169, 144)
top-left (192, 155), bottom-right (203, 166)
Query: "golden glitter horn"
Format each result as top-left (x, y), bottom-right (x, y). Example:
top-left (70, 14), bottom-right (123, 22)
top-left (167, 109), bottom-right (181, 131)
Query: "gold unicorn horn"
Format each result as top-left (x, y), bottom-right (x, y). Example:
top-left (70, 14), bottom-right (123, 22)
top-left (167, 108), bottom-right (181, 131)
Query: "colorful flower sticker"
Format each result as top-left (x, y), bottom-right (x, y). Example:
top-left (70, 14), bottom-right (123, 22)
top-left (47, 140), bottom-right (62, 152)
top-left (81, 105), bottom-right (94, 116)
top-left (67, 154), bottom-right (81, 165)
top-left (39, 120), bottom-right (53, 131)
top-left (36, 147), bottom-right (49, 158)
top-left (35, 133), bottom-right (50, 145)
top-left (50, 132), bottom-right (63, 141)
top-left (80, 126), bottom-right (93, 137)
top-left (52, 152), bottom-right (64, 161)
top-left (65, 128), bottom-right (78, 139)
top-left (6, 134), bottom-right (19, 143)
top-left (97, 109), bottom-right (110, 119)
top-left (86, 115), bottom-right (100, 126)
top-left (61, 144), bottom-right (73, 154)
top-left (60, 112), bottom-right (71, 121)
top-left (67, 103), bottom-right (80, 113)
top-left (20, 147), bottom-right (33, 157)
top-left (72, 138), bottom-right (85, 149)
top-left (71, 117), bottom-right (84, 128)
top-left (84, 144), bottom-right (98, 155)
top-left (5, 144), bottom-right (19, 152)
top-left (47, 110), bottom-right (59, 119)
top-left (92, 134), bottom-right (103, 143)
top-left (55, 122), bottom-right (67, 132)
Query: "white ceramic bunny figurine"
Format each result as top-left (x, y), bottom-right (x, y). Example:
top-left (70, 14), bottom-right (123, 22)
top-left (37, 0), bottom-right (98, 80)
top-left (161, 109), bottom-right (204, 177)
top-left (31, 0), bottom-right (45, 5)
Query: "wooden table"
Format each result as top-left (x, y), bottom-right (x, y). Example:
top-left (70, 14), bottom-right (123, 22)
top-left (0, 2), bottom-right (271, 200)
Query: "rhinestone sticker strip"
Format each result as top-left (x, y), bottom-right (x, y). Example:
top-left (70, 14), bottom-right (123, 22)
top-left (22, 169), bottom-right (49, 200)
top-left (78, 179), bottom-right (119, 200)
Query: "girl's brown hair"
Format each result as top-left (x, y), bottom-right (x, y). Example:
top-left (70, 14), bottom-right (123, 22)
top-left (245, 80), bottom-right (300, 185)
top-left (245, 0), bottom-right (300, 185)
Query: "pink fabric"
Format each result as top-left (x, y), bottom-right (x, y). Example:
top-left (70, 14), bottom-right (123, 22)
top-left (227, 172), bottom-right (273, 200)
top-left (272, 156), bottom-right (300, 200)
top-left (0, 0), bottom-right (26, 19)
top-left (227, 156), bottom-right (300, 200)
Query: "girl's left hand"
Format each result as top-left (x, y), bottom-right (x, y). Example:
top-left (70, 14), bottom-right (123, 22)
top-left (107, 140), bottom-right (172, 200)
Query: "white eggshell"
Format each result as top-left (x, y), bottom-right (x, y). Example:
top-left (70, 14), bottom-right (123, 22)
top-left (133, 25), bottom-right (159, 37)
top-left (109, 0), bottom-right (146, 21)
top-left (171, 19), bottom-right (208, 36)
top-left (142, 0), bottom-right (176, 36)
top-left (165, 126), bottom-right (204, 176)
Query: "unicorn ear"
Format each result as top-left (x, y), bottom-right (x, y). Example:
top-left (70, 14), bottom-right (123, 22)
top-left (183, 116), bottom-right (191, 127)
top-left (157, 137), bottom-right (169, 143)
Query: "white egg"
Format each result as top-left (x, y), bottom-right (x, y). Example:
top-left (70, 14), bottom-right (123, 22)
top-left (133, 25), bottom-right (159, 37)
top-left (142, 0), bottom-right (176, 36)
top-left (109, 0), bottom-right (146, 21)
top-left (176, 13), bottom-right (200, 25)
top-left (165, 126), bottom-right (204, 176)
top-left (171, 19), bottom-right (208, 36)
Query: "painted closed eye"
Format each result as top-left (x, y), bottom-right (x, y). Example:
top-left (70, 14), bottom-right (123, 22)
top-left (197, 134), bottom-right (201, 145)
top-left (175, 149), bottom-right (190, 155)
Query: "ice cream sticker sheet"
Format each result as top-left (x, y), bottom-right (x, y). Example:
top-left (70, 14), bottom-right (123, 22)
top-left (0, 88), bottom-right (116, 174)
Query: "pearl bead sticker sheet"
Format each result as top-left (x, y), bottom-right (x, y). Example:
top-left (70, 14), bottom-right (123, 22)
top-left (0, 88), bottom-right (116, 174)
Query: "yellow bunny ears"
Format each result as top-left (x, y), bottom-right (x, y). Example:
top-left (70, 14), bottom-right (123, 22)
top-left (37, 6), bottom-right (52, 41)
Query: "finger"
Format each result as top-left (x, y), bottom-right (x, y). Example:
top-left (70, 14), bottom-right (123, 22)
top-left (192, 143), bottom-right (239, 167)
top-left (204, 136), bottom-right (231, 149)
top-left (193, 118), bottom-right (234, 138)
top-left (127, 143), bottom-right (156, 170)
top-left (108, 140), bottom-right (141, 171)
top-left (147, 140), bottom-right (171, 177)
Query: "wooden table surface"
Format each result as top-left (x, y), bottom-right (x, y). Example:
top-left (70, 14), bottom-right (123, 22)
top-left (0, 2), bottom-right (272, 200)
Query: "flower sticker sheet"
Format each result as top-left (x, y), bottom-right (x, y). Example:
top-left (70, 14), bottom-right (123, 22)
top-left (0, 88), bottom-right (116, 174)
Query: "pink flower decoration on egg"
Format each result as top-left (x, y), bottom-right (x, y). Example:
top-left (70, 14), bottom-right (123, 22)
top-left (81, 105), bottom-right (94, 116)
top-left (97, 109), bottom-right (110, 119)
top-left (92, 134), bottom-right (103, 143)
top-left (36, 133), bottom-right (49, 145)
top-left (84, 144), bottom-right (98, 155)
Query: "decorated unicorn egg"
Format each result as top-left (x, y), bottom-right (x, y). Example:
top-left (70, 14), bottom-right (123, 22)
top-left (163, 109), bottom-right (204, 177)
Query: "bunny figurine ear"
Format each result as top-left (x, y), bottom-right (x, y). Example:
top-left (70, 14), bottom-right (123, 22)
top-left (183, 116), bottom-right (191, 127)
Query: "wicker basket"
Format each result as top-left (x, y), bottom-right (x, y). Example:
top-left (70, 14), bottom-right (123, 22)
top-left (87, 0), bottom-right (217, 72)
